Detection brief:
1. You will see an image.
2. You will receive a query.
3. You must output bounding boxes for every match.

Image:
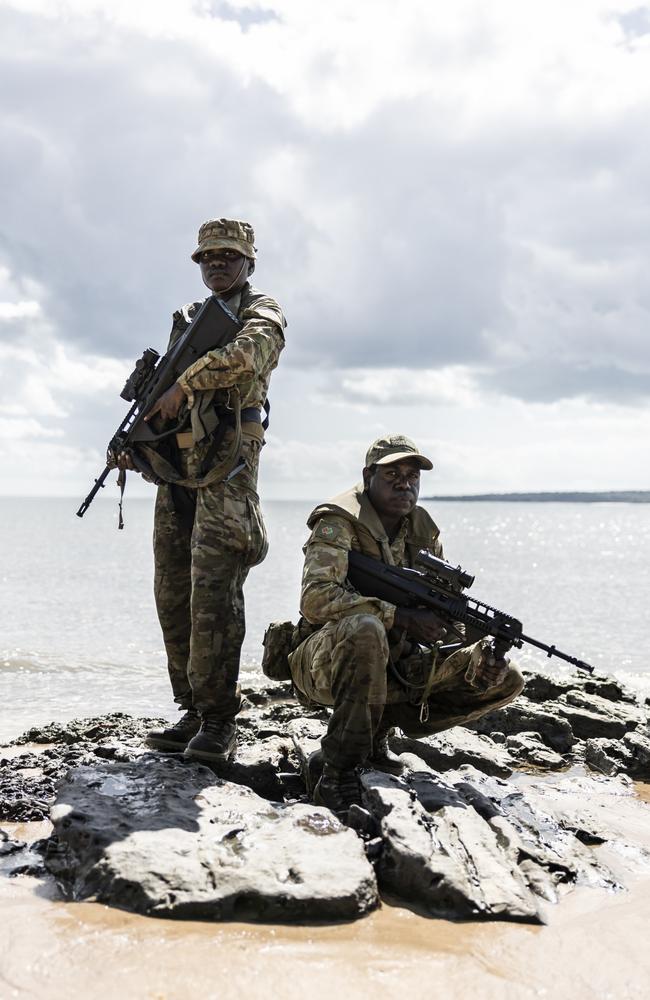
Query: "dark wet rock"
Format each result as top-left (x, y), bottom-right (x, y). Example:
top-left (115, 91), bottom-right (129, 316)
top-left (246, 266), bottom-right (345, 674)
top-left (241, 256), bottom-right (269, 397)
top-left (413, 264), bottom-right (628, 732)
top-left (47, 757), bottom-right (378, 922)
top-left (0, 831), bottom-right (47, 877)
top-left (553, 704), bottom-right (626, 742)
top-left (289, 720), bottom-right (642, 923)
top-left (523, 670), bottom-right (638, 707)
top-left (10, 713), bottom-right (165, 747)
top-left (523, 672), bottom-right (577, 703)
top-left (391, 728), bottom-right (514, 778)
top-left (624, 730), bottom-right (650, 776)
top-left (4, 672), bottom-right (650, 925)
top-left (0, 831), bottom-right (24, 857)
top-left (346, 804), bottom-right (381, 840)
top-left (553, 690), bottom-right (644, 741)
top-left (239, 678), bottom-right (293, 706)
top-left (584, 738), bottom-right (622, 776)
top-left (214, 735), bottom-right (302, 801)
top-left (0, 765), bottom-right (57, 822)
top-left (585, 730), bottom-right (650, 780)
top-left (359, 762), bottom-right (630, 923)
top-left (581, 676), bottom-right (638, 705)
top-left (364, 769), bottom-right (547, 921)
top-left (90, 740), bottom-right (149, 763)
top-left (468, 697), bottom-right (575, 753)
top-left (238, 698), bottom-right (327, 741)
top-left (361, 769), bottom-right (546, 922)
top-left (504, 732), bottom-right (566, 770)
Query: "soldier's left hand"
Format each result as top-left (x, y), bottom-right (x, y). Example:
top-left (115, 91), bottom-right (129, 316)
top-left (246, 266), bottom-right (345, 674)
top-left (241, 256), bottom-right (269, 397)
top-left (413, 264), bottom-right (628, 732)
top-left (474, 649), bottom-right (510, 689)
top-left (144, 382), bottom-right (186, 423)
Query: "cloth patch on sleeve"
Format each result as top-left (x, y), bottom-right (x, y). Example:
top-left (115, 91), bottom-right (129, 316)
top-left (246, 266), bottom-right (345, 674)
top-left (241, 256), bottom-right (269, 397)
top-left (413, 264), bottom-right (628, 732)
top-left (314, 520), bottom-right (342, 542)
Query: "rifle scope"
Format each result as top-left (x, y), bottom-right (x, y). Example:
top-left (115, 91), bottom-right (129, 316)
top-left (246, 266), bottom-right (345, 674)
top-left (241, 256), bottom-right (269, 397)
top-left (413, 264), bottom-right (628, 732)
top-left (120, 348), bottom-right (160, 402)
top-left (415, 549), bottom-right (474, 591)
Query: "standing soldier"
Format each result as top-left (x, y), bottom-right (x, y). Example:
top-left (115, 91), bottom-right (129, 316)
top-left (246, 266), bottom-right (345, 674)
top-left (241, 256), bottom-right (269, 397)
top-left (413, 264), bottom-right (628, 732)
top-left (129, 218), bottom-right (286, 761)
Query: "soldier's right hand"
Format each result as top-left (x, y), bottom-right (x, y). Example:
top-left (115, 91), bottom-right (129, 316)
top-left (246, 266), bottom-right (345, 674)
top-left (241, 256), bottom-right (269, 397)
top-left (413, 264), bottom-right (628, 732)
top-left (116, 451), bottom-right (136, 472)
top-left (393, 608), bottom-right (447, 644)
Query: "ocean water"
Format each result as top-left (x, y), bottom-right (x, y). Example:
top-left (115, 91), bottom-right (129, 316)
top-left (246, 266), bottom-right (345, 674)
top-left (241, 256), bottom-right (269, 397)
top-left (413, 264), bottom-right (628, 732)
top-left (1, 496), bottom-right (649, 743)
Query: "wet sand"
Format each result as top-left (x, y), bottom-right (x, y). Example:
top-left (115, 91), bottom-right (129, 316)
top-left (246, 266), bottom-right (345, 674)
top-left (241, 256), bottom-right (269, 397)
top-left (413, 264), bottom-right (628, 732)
top-left (2, 791), bottom-right (650, 1000)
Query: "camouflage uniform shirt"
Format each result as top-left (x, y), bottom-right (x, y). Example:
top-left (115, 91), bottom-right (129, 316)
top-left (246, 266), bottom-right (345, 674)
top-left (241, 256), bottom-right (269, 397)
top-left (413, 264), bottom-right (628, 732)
top-left (173, 282), bottom-right (285, 415)
top-left (299, 486), bottom-right (444, 631)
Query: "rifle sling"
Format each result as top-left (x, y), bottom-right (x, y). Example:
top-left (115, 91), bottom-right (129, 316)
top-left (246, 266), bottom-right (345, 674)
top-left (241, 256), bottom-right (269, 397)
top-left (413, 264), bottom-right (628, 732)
top-left (196, 405), bottom-right (262, 477)
top-left (136, 392), bottom-right (266, 490)
top-left (117, 468), bottom-right (126, 530)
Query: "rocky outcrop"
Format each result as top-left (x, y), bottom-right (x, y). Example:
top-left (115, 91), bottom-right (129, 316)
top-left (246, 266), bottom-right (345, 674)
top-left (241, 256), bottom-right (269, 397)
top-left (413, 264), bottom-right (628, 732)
top-left (2, 669), bottom-right (650, 925)
top-left (585, 730), bottom-right (650, 780)
top-left (391, 728), bottom-right (514, 777)
top-left (468, 698), bottom-right (575, 753)
top-left (468, 669), bottom-right (649, 761)
top-left (47, 757), bottom-right (378, 922)
top-left (362, 769), bottom-right (544, 921)
top-left (358, 764), bottom-right (632, 922)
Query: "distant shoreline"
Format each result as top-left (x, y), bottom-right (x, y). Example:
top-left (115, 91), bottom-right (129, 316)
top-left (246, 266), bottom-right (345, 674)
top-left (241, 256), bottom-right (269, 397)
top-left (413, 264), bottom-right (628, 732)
top-left (422, 491), bottom-right (650, 503)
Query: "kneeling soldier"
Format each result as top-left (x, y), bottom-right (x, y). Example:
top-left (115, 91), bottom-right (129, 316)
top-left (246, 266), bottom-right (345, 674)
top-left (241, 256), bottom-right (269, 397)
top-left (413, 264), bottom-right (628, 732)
top-left (288, 434), bottom-right (524, 818)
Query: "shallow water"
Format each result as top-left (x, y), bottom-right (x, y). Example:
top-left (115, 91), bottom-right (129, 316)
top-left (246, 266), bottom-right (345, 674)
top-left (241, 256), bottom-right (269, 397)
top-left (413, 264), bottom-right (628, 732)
top-left (1, 496), bottom-right (649, 741)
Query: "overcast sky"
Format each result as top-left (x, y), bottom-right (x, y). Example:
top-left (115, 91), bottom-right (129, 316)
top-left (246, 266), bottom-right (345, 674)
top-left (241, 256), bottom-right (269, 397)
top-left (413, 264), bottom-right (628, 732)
top-left (1, 0), bottom-right (649, 500)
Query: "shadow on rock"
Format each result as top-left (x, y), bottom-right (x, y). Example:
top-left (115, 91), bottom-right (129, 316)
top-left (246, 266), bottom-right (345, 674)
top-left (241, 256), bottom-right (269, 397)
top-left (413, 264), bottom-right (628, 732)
top-left (46, 754), bottom-right (378, 923)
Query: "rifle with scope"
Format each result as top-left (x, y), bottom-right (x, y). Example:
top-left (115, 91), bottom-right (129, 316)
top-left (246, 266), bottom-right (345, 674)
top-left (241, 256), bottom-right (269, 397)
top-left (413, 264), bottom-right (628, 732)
top-left (347, 548), bottom-right (595, 675)
top-left (76, 295), bottom-right (241, 520)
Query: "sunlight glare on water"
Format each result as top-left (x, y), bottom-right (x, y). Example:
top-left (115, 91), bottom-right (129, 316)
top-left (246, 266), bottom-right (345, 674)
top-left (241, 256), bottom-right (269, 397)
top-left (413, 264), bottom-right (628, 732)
top-left (1, 497), bottom-right (648, 741)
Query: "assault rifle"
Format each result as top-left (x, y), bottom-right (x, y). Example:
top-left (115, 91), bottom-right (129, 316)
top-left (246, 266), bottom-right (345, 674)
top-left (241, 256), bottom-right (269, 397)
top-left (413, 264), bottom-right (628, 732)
top-left (347, 548), bottom-right (595, 674)
top-left (76, 295), bottom-right (241, 519)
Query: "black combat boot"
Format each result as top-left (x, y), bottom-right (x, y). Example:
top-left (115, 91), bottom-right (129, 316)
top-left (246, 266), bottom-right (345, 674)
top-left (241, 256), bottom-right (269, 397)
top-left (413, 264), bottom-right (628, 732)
top-left (367, 726), bottom-right (404, 775)
top-left (313, 763), bottom-right (362, 819)
top-left (146, 708), bottom-right (201, 752)
top-left (184, 716), bottom-right (237, 762)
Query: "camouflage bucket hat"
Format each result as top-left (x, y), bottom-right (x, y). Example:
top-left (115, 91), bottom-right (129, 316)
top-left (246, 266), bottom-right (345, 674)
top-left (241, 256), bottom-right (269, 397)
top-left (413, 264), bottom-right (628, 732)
top-left (191, 218), bottom-right (256, 262)
top-left (365, 434), bottom-right (433, 471)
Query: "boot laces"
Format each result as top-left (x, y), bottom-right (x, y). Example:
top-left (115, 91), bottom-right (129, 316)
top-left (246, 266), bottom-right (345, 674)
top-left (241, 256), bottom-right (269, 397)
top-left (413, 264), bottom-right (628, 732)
top-left (170, 709), bottom-right (199, 731)
top-left (201, 717), bottom-right (234, 737)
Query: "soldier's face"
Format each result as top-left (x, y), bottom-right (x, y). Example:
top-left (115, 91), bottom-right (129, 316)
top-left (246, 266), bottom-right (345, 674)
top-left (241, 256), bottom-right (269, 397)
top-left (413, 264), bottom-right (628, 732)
top-left (364, 459), bottom-right (421, 519)
top-left (199, 248), bottom-right (252, 295)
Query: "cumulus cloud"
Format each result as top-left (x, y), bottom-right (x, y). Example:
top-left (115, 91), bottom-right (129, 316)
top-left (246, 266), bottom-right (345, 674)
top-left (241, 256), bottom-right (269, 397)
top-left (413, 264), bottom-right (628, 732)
top-left (319, 367), bottom-right (478, 408)
top-left (1, 0), bottom-right (649, 495)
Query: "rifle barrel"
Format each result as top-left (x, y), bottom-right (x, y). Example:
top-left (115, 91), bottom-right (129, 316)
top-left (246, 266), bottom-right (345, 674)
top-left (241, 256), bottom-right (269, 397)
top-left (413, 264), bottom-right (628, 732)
top-left (76, 465), bottom-right (111, 518)
top-left (519, 632), bottom-right (594, 673)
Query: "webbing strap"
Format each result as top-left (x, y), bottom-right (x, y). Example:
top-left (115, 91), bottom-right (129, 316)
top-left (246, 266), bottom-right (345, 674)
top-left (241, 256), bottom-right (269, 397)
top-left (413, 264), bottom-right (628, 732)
top-left (138, 388), bottom-right (243, 489)
top-left (419, 641), bottom-right (443, 723)
top-left (117, 468), bottom-right (126, 530)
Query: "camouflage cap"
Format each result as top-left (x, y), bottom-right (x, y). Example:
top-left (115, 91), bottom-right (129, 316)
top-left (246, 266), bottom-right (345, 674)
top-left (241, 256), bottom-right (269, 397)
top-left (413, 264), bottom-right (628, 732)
top-left (191, 218), bottom-right (256, 262)
top-left (365, 434), bottom-right (433, 471)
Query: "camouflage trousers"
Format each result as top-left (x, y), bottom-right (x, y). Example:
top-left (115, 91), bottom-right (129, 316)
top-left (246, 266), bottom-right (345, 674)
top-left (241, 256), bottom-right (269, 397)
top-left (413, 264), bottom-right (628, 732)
top-left (288, 613), bottom-right (524, 769)
top-left (153, 478), bottom-right (268, 719)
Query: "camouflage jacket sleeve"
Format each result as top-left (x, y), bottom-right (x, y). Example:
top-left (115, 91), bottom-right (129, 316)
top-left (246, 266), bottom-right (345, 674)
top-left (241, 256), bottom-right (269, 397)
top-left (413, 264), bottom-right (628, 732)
top-left (176, 296), bottom-right (285, 406)
top-left (299, 516), bottom-right (397, 629)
